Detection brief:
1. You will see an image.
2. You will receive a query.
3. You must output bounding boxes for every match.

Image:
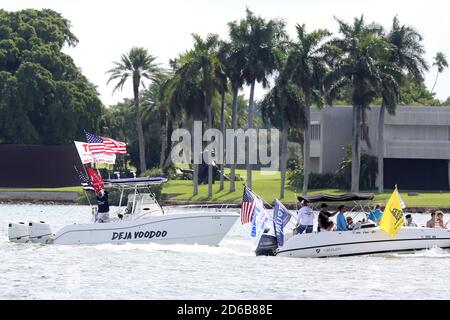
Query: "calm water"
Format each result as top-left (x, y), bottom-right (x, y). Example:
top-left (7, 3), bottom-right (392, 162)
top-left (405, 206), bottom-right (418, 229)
top-left (1, 204), bottom-right (450, 300)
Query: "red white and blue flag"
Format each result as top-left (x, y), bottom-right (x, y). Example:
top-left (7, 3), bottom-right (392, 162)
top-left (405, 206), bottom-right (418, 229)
top-left (84, 131), bottom-right (127, 155)
top-left (240, 186), bottom-right (256, 224)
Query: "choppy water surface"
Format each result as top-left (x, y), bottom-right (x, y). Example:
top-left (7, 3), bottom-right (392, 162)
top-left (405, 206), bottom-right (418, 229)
top-left (1, 204), bottom-right (449, 299)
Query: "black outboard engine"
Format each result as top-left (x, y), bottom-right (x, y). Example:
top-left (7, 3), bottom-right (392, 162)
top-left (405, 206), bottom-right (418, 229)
top-left (255, 234), bottom-right (278, 256)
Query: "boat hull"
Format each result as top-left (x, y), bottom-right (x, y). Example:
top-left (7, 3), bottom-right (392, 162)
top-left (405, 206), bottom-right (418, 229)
top-left (276, 227), bottom-right (450, 258)
top-left (53, 212), bottom-right (238, 246)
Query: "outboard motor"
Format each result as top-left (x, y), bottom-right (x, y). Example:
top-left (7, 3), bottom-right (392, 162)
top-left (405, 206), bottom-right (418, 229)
top-left (255, 234), bottom-right (278, 256)
top-left (28, 221), bottom-right (53, 244)
top-left (8, 222), bottom-right (30, 243)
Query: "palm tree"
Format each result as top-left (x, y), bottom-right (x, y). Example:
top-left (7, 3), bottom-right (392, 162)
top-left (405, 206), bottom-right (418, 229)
top-left (218, 40), bottom-right (246, 192)
top-left (229, 8), bottom-right (286, 189)
top-left (140, 73), bottom-right (172, 169)
top-left (377, 17), bottom-right (428, 192)
top-left (285, 24), bottom-right (330, 195)
top-left (189, 34), bottom-right (220, 199)
top-left (260, 76), bottom-right (305, 198)
top-left (167, 54), bottom-right (206, 196)
top-left (107, 47), bottom-right (160, 173)
top-left (431, 52), bottom-right (448, 94)
top-left (215, 44), bottom-right (230, 191)
top-left (326, 16), bottom-right (388, 192)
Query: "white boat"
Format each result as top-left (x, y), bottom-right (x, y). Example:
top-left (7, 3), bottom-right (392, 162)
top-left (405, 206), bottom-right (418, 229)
top-left (276, 226), bottom-right (450, 258)
top-left (8, 177), bottom-right (239, 246)
top-left (255, 193), bottom-right (450, 258)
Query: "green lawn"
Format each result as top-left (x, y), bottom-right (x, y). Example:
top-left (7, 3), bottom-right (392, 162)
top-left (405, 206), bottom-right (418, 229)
top-left (163, 169), bottom-right (450, 207)
top-left (1, 170), bottom-right (449, 207)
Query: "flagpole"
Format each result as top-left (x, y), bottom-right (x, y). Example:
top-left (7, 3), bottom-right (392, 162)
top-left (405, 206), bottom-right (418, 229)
top-left (244, 184), bottom-right (298, 227)
top-left (73, 165), bottom-right (92, 207)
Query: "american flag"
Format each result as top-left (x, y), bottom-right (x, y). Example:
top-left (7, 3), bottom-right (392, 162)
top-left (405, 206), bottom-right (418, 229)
top-left (74, 166), bottom-right (94, 191)
top-left (240, 187), bottom-right (256, 224)
top-left (84, 131), bottom-right (108, 154)
top-left (84, 131), bottom-right (127, 155)
top-left (102, 137), bottom-right (127, 154)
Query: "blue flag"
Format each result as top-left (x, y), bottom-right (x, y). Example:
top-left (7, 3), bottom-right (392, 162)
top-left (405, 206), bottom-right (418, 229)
top-left (273, 199), bottom-right (291, 246)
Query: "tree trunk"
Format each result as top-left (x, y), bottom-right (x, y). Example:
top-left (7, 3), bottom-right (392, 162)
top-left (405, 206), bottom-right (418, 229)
top-left (159, 104), bottom-right (168, 168)
top-left (133, 79), bottom-right (146, 173)
top-left (302, 94), bottom-right (311, 195)
top-left (230, 86), bottom-right (238, 192)
top-left (351, 105), bottom-right (361, 192)
top-left (377, 105), bottom-right (385, 193)
top-left (207, 97), bottom-right (213, 199)
top-left (246, 79), bottom-right (256, 189)
top-left (219, 91), bottom-right (226, 191)
top-left (280, 124), bottom-right (288, 199)
top-left (431, 70), bottom-right (439, 94)
top-left (192, 117), bottom-right (198, 196)
top-left (166, 117), bottom-right (174, 168)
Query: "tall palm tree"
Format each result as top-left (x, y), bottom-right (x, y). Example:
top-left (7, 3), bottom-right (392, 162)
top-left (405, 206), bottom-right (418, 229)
top-left (167, 54), bottom-right (206, 196)
top-left (431, 52), bottom-right (448, 94)
top-left (215, 44), bottom-right (230, 191)
top-left (285, 24), bottom-right (330, 195)
top-left (229, 8), bottom-right (286, 189)
top-left (218, 40), bottom-right (246, 192)
top-left (189, 34), bottom-right (220, 199)
top-left (140, 73), bottom-right (171, 169)
top-left (107, 47), bottom-right (160, 173)
top-left (377, 17), bottom-right (428, 192)
top-left (260, 76), bottom-right (305, 198)
top-left (326, 16), bottom-right (388, 192)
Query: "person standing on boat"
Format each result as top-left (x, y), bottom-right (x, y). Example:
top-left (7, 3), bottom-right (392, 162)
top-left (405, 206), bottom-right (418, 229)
top-left (296, 200), bottom-right (314, 234)
top-left (318, 203), bottom-right (337, 232)
top-left (368, 204), bottom-right (383, 225)
top-left (404, 214), bottom-right (417, 227)
top-left (96, 189), bottom-right (110, 223)
top-left (336, 205), bottom-right (348, 231)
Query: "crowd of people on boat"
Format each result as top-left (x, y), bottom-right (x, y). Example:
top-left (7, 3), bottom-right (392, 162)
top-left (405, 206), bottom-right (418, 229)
top-left (295, 200), bottom-right (448, 234)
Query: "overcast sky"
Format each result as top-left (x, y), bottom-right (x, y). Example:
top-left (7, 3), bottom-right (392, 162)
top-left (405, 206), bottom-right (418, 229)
top-left (3, 0), bottom-right (450, 106)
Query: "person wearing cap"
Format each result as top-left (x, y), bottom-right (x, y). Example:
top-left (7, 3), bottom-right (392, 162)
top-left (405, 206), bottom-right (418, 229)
top-left (336, 205), bottom-right (348, 231)
top-left (296, 200), bottom-right (314, 234)
top-left (404, 214), bottom-right (417, 227)
top-left (96, 188), bottom-right (110, 223)
top-left (318, 203), bottom-right (337, 232)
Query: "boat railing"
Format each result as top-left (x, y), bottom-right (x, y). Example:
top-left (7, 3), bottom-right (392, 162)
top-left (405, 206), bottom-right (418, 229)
top-left (163, 203), bottom-right (239, 213)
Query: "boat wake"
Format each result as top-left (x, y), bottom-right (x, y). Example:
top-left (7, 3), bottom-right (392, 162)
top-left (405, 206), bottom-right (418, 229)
top-left (388, 246), bottom-right (450, 258)
top-left (89, 242), bottom-right (253, 256)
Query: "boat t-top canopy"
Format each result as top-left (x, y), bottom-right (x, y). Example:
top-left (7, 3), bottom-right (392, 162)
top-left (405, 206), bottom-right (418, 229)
top-left (298, 193), bottom-right (374, 203)
top-left (104, 177), bottom-right (168, 189)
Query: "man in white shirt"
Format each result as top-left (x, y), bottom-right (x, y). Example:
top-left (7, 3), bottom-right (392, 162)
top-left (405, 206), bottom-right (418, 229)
top-left (297, 200), bottom-right (314, 234)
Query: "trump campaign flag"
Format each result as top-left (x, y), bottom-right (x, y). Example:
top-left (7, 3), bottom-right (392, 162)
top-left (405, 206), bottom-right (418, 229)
top-left (250, 196), bottom-right (270, 246)
top-left (273, 198), bottom-right (292, 246)
top-left (85, 167), bottom-right (104, 193)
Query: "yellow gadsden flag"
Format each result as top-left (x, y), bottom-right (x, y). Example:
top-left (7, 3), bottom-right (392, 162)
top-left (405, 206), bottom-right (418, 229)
top-left (379, 188), bottom-right (405, 238)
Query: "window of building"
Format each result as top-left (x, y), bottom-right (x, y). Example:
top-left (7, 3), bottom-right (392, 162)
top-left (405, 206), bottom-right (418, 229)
top-left (448, 126), bottom-right (450, 141)
top-left (311, 123), bottom-right (321, 141)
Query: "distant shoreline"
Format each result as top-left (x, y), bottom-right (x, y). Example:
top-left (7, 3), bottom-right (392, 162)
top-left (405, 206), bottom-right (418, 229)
top-left (0, 195), bottom-right (446, 213)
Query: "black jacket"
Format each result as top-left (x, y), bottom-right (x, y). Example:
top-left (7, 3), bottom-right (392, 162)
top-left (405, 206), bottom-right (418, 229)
top-left (97, 190), bottom-right (109, 213)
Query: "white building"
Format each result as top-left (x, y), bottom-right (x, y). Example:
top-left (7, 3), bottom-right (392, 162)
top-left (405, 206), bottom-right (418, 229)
top-left (310, 105), bottom-right (450, 190)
